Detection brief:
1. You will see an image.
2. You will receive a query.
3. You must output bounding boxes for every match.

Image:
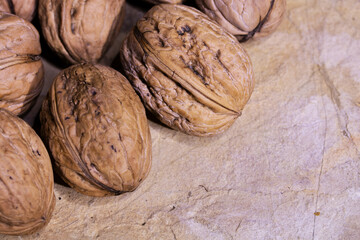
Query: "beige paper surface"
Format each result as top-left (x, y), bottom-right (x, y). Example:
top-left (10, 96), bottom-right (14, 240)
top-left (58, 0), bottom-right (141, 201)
top-left (2, 0), bottom-right (360, 239)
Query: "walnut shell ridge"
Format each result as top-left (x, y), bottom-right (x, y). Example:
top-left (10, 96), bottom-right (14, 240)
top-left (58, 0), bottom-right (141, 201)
top-left (120, 4), bottom-right (254, 136)
top-left (0, 109), bottom-right (55, 235)
top-left (0, 12), bottom-right (44, 115)
top-left (0, 0), bottom-right (37, 22)
top-left (38, 0), bottom-right (125, 64)
top-left (196, 0), bottom-right (286, 41)
top-left (40, 64), bottom-right (152, 197)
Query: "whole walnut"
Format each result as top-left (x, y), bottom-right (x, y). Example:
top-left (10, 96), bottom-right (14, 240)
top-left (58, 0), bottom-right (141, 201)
top-left (0, 109), bottom-right (55, 235)
top-left (40, 64), bottom-right (152, 197)
top-left (38, 0), bottom-right (125, 64)
top-left (196, 0), bottom-right (286, 41)
top-left (120, 4), bottom-right (254, 136)
top-left (0, 12), bottom-right (44, 115)
top-left (0, 0), bottom-right (37, 21)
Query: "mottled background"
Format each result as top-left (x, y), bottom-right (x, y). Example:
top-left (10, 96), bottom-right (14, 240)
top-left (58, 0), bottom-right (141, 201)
top-left (2, 0), bottom-right (360, 239)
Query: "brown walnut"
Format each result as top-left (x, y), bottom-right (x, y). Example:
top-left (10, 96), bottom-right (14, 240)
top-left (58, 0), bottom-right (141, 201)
top-left (142, 0), bottom-right (182, 4)
top-left (0, 12), bottom-right (44, 115)
top-left (120, 4), bottom-right (254, 136)
top-left (196, 0), bottom-right (286, 41)
top-left (40, 64), bottom-right (152, 197)
top-left (0, 109), bottom-right (55, 235)
top-left (0, 0), bottom-right (37, 22)
top-left (38, 0), bottom-right (125, 64)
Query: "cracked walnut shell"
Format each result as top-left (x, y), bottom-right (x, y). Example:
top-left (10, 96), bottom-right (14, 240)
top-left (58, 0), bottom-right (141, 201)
top-left (120, 4), bottom-right (254, 136)
top-left (0, 12), bottom-right (44, 115)
top-left (196, 0), bottom-right (286, 41)
top-left (0, 0), bottom-right (37, 22)
top-left (40, 64), bottom-right (152, 197)
top-left (0, 109), bottom-right (55, 235)
top-left (38, 0), bottom-right (125, 64)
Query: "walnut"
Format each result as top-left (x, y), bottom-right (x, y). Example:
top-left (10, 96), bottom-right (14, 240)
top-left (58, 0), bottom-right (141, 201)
top-left (195, 0), bottom-right (286, 41)
top-left (38, 0), bottom-right (125, 64)
top-left (40, 64), bottom-right (152, 197)
top-left (0, 0), bottom-right (37, 21)
top-left (143, 0), bottom-right (182, 4)
top-left (0, 12), bottom-right (44, 115)
top-left (0, 109), bottom-right (55, 235)
top-left (120, 4), bottom-right (254, 136)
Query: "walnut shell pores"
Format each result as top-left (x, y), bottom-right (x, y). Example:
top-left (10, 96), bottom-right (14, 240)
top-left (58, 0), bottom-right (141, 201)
top-left (38, 0), bottom-right (125, 64)
top-left (120, 4), bottom-right (254, 136)
top-left (0, 12), bottom-right (44, 115)
top-left (0, 109), bottom-right (55, 235)
top-left (0, 0), bottom-right (37, 21)
top-left (196, 0), bottom-right (286, 41)
top-left (40, 64), bottom-right (152, 197)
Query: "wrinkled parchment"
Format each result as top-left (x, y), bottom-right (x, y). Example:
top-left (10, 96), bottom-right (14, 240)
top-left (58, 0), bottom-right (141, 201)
top-left (2, 0), bottom-right (360, 239)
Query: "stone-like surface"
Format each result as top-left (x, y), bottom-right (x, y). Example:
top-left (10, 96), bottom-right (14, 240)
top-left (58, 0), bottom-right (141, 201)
top-left (2, 0), bottom-right (360, 239)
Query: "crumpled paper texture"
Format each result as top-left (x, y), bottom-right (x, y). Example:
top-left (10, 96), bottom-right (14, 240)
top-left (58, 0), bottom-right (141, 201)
top-left (2, 0), bottom-right (360, 239)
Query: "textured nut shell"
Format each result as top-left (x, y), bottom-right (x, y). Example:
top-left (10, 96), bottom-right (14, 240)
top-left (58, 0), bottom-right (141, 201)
top-left (195, 0), bottom-right (286, 41)
top-left (0, 109), bottom-right (55, 235)
top-left (142, 0), bottom-right (182, 4)
top-left (120, 4), bottom-right (254, 136)
top-left (40, 64), bottom-right (152, 197)
top-left (0, 12), bottom-right (44, 115)
top-left (38, 0), bottom-right (125, 64)
top-left (0, 0), bottom-right (37, 21)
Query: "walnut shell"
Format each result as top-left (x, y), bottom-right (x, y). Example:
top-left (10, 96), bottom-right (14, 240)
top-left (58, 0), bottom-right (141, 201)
top-left (120, 4), bottom-right (254, 136)
top-left (196, 0), bottom-right (286, 41)
top-left (0, 109), bottom-right (55, 235)
top-left (40, 64), bottom-right (152, 197)
top-left (142, 0), bottom-right (182, 4)
top-left (38, 0), bottom-right (125, 64)
top-left (0, 12), bottom-right (44, 115)
top-left (0, 0), bottom-right (37, 21)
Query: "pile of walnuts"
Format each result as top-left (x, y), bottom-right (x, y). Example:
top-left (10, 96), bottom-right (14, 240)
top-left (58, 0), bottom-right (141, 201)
top-left (0, 0), bottom-right (285, 235)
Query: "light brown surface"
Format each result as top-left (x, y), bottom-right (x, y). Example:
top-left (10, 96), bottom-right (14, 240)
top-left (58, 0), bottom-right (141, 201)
top-left (2, 0), bottom-right (360, 239)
